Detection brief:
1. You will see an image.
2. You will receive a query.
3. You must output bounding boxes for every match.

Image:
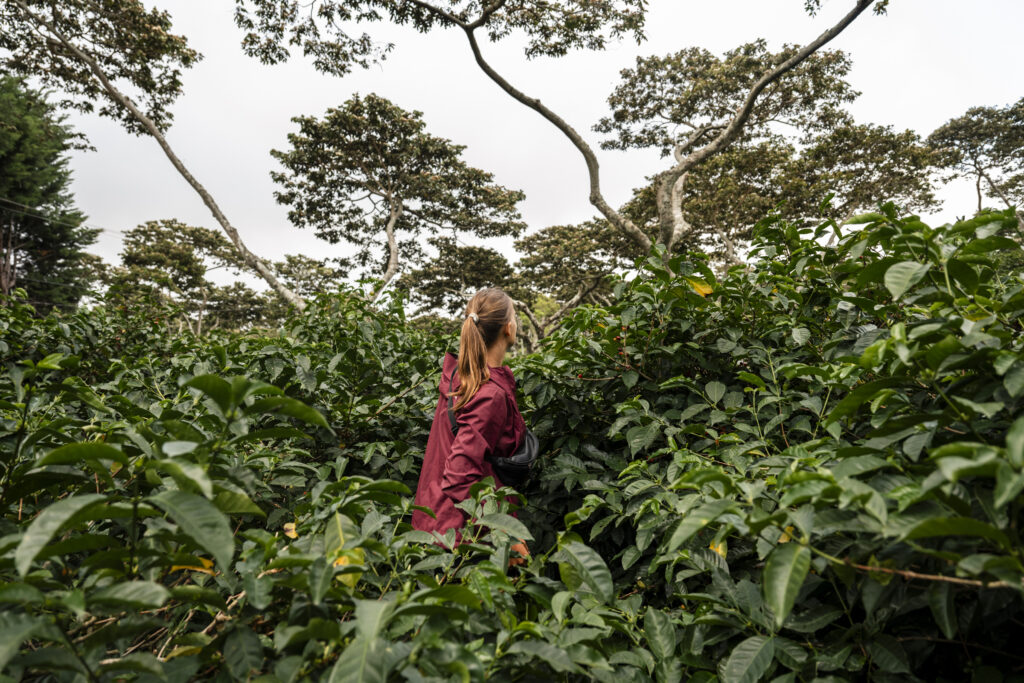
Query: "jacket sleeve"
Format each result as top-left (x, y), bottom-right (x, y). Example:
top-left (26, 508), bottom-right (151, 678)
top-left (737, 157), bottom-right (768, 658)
top-left (441, 387), bottom-right (508, 505)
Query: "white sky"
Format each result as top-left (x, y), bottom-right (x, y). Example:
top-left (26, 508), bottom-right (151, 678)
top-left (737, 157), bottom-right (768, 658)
top-left (63, 0), bottom-right (1024, 287)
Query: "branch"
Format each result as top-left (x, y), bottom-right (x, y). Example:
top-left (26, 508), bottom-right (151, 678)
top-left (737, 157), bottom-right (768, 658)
top-left (847, 560), bottom-right (1020, 590)
top-left (511, 298), bottom-right (545, 339)
top-left (370, 197), bottom-right (403, 303)
top-left (12, 0), bottom-right (306, 310)
top-left (658, 0), bottom-right (875, 247)
top-left (449, 5), bottom-right (651, 253)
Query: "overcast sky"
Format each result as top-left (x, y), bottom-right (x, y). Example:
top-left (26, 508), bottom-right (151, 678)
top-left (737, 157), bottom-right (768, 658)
top-left (64, 0), bottom-right (1024, 287)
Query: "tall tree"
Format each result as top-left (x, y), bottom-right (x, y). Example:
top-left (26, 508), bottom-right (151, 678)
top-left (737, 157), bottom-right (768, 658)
top-left (236, 0), bottom-right (882, 256)
top-left (1, 0), bottom-right (305, 307)
top-left (929, 98), bottom-right (1024, 228)
top-left (105, 219), bottom-right (249, 334)
top-left (270, 93), bottom-right (526, 299)
top-left (0, 76), bottom-right (98, 310)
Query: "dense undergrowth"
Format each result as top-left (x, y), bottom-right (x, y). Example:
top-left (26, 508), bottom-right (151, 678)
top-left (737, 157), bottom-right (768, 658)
top-left (2, 206), bottom-right (1024, 682)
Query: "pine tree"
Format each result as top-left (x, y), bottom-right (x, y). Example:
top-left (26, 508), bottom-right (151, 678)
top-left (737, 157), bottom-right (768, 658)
top-left (0, 76), bottom-right (98, 311)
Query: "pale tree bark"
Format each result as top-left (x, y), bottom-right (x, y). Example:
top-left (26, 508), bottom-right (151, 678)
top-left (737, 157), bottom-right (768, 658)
top-left (13, 0), bottom-right (306, 310)
top-left (0, 217), bottom-right (18, 298)
top-left (659, 0), bottom-right (876, 252)
top-left (511, 279), bottom-right (600, 343)
top-left (370, 198), bottom-right (404, 303)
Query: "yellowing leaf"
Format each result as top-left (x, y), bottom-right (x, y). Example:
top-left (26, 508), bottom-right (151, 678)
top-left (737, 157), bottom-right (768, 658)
top-left (333, 548), bottom-right (365, 588)
top-left (710, 541), bottom-right (727, 558)
top-left (778, 525), bottom-right (795, 544)
top-left (684, 276), bottom-right (713, 297)
top-left (169, 556), bottom-right (215, 575)
top-left (283, 522), bottom-right (298, 539)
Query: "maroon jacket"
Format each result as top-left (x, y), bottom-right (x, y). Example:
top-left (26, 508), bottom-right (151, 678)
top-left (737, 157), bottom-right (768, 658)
top-left (411, 352), bottom-right (525, 537)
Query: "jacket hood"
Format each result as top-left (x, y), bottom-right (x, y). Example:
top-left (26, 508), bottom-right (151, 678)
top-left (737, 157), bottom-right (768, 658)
top-left (442, 351), bottom-right (516, 395)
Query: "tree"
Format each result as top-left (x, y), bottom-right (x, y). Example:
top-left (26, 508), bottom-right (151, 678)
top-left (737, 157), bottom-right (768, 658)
top-left (1, 0), bottom-right (305, 307)
top-left (236, 0), bottom-right (882, 256)
top-left (929, 97), bottom-right (1024, 227)
top-left (272, 254), bottom-right (350, 299)
top-left (105, 219), bottom-right (249, 334)
top-left (398, 237), bottom-right (516, 315)
top-left (270, 93), bottom-right (526, 299)
top-left (0, 76), bottom-right (98, 310)
top-left (622, 123), bottom-right (937, 261)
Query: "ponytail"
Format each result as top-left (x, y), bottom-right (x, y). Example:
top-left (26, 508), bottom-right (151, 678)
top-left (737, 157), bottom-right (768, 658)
top-left (453, 288), bottom-right (514, 411)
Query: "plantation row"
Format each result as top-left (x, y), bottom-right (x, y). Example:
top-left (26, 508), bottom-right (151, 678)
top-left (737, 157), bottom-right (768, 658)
top-left (1, 206), bottom-right (1023, 682)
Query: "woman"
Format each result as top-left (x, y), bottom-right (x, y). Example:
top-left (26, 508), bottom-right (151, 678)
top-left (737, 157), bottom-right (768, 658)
top-left (411, 288), bottom-right (529, 561)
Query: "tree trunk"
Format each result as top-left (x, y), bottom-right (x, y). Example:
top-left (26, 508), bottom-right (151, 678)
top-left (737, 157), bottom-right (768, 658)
top-left (0, 217), bottom-right (15, 298)
top-left (13, 0), bottom-right (305, 310)
top-left (370, 198), bottom-right (403, 303)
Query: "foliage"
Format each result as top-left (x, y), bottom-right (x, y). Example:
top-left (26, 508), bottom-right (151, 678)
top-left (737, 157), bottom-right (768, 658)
top-left (0, 0), bottom-right (200, 136)
top-left (270, 93), bottom-right (526, 292)
top-left (3, 204), bottom-right (1024, 681)
top-left (0, 76), bottom-right (98, 310)
top-left (928, 97), bottom-right (1024, 221)
top-left (398, 237), bottom-right (518, 315)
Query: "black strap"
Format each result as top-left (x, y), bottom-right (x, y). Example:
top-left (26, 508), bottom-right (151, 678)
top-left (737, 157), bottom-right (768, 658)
top-left (447, 372), bottom-right (459, 435)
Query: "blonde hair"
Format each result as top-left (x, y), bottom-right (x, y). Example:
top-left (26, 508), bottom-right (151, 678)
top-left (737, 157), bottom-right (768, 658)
top-left (452, 288), bottom-right (514, 411)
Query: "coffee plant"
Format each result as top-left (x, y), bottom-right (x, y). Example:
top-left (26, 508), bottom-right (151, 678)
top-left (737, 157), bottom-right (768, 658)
top-left (2, 205), bottom-right (1023, 682)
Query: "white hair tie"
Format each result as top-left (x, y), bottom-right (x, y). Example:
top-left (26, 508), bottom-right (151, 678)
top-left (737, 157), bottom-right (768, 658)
top-left (469, 313), bottom-right (479, 324)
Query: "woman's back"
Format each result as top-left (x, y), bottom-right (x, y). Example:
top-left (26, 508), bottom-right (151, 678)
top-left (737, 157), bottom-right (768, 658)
top-left (411, 352), bottom-right (525, 536)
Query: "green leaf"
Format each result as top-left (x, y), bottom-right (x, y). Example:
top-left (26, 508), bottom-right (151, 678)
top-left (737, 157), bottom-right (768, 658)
top-left (37, 353), bottom-right (65, 370)
top-left (506, 641), bottom-right (579, 673)
top-left (90, 581), bottom-right (169, 609)
top-left (0, 612), bottom-right (43, 671)
top-left (903, 516), bottom-right (1010, 550)
top-left (764, 543), bottom-right (811, 630)
top-left (626, 421), bottom-right (660, 455)
top-left (737, 372), bottom-right (766, 390)
top-left (225, 626), bottom-right (264, 681)
top-left (866, 634), bottom-right (909, 673)
top-left (328, 600), bottom-right (396, 683)
top-left (705, 381), bottom-right (726, 404)
top-left (561, 542), bottom-right (614, 603)
top-left (214, 490), bottom-right (266, 518)
top-left (643, 607), bottom-right (675, 660)
top-left (1007, 415), bottom-right (1024, 468)
top-left (1004, 363), bottom-right (1024, 398)
top-left (791, 328), bottom-right (810, 345)
top-left (150, 490), bottom-right (234, 571)
top-left (667, 498), bottom-right (734, 552)
top-left (15, 493), bottom-right (106, 576)
top-left (825, 378), bottom-right (905, 424)
top-left (927, 582), bottom-right (957, 640)
top-left (248, 396), bottom-right (330, 428)
top-left (884, 261), bottom-right (930, 299)
top-left (478, 513), bottom-right (533, 541)
top-left (154, 459), bottom-right (213, 499)
top-left (185, 374), bottom-right (233, 414)
top-left (36, 442), bottom-right (128, 467)
top-left (622, 370), bottom-right (639, 389)
top-left (721, 636), bottom-right (774, 683)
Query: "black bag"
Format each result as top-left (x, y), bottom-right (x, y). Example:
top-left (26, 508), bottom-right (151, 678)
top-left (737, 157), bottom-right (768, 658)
top-left (447, 373), bottom-right (538, 489)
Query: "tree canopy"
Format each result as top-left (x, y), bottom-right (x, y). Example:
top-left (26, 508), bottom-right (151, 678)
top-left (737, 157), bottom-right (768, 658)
top-left (0, 76), bottom-right (98, 310)
top-left (270, 93), bottom-right (526, 298)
